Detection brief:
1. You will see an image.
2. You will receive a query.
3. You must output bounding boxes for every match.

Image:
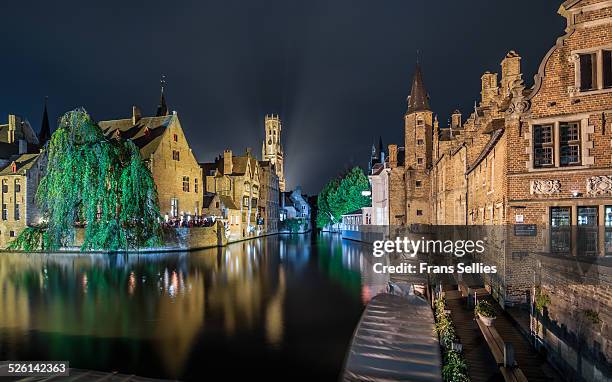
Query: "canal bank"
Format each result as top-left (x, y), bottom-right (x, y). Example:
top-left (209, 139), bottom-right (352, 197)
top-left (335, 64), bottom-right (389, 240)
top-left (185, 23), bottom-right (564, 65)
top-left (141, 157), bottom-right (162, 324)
top-left (0, 233), bottom-right (386, 381)
top-left (1, 222), bottom-right (313, 255)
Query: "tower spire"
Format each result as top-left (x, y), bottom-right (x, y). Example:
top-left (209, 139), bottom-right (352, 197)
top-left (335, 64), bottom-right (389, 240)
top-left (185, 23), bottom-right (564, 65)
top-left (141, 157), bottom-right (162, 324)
top-left (39, 96), bottom-right (51, 146)
top-left (156, 75), bottom-right (169, 117)
top-left (406, 63), bottom-right (430, 114)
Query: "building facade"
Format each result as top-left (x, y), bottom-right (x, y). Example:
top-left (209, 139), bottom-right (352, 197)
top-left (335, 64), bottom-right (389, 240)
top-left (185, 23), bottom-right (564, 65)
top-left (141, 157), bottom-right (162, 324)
top-left (261, 114), bottom-right (286, 192)
top-left (99, 107), bottom-right (203, 219)
top-left (0, 113), bottom-right (45, 248)
top-left (202, 149), bottom-right (261, 239)
top-left (0, 154), bottom-right (45, 247)
top-left (258, 160), bottom-right (280, 234)
top-left (381, 1), bottom-right (612, 378)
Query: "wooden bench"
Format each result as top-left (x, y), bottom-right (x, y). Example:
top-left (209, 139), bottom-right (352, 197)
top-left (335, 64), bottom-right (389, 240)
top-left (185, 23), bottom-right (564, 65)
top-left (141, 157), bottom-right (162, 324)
top-left (476, 317), bottom-right (528, 382)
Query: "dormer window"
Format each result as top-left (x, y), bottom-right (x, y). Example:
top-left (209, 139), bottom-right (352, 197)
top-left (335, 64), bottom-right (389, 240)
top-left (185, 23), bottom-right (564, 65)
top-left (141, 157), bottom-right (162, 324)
top-left (11, 162), bottom-right (16, 173)
top-left (143, 127), bottom-right (150, 136)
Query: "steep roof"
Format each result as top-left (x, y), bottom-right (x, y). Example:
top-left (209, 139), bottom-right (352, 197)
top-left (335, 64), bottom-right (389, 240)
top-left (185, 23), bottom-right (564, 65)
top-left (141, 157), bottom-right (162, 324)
top-left (407, 64), bottom-right (430, 114)
top-left (39, 98), bottom-right (51, 147)
top-left (466, 128), bottom-right (504, 175)
top-left (98, 115), bottom-right (173, 159)
top-left (0, 153), bottom-right (40, 175)
top-left (219, 195), bottom-right (238, 210)
top-left (202, 192), bottom-right (218, 208)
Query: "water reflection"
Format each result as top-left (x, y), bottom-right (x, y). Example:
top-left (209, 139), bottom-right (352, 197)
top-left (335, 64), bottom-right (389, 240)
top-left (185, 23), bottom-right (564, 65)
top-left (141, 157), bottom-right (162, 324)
top-left (0, 233), bottom-right (386, 380)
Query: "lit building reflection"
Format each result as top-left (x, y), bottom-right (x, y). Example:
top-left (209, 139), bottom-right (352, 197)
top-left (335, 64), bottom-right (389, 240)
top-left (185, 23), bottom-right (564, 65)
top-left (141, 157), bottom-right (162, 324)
top-left (0, 233), bottom-right (388, 379)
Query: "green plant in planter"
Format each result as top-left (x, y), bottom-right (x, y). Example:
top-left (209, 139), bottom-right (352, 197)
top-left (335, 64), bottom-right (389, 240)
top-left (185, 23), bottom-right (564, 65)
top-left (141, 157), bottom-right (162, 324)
top-left (535, 287), bottom-right (551, 313)
top-left (474, 300), bottom-right (496, 318)
top-left (442, 350), bottom-right (470, 382)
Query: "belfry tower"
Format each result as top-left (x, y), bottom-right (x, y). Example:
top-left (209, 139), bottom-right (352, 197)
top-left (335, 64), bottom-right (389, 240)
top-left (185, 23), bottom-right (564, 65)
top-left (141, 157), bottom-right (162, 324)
top-left (404, 64), bottom-right (433, 224)
top-left (262, 114), bottom-right (285, 192)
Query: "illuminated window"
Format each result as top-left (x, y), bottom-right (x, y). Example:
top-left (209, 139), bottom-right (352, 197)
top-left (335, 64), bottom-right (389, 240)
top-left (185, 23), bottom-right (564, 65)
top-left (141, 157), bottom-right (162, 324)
top-left (170, 198), bottom-right (178, 217)
top-left (173, 133), bottom-right (178, 142)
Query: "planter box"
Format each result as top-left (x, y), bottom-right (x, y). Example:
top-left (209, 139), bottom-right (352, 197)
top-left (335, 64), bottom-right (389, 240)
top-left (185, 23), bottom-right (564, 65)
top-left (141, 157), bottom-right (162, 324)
top-left (479, 313), bottom-right (497, 327)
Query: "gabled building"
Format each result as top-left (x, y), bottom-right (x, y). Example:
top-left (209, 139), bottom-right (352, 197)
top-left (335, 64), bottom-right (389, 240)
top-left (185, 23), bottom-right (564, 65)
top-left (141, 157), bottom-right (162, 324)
top-left (0, 113), bottom-right (43, 248)
top-left (0, 153), bottom-right (45, 247)
top-left (382, 1), bottom-right (612, 378)
top-left (202, 148), bottom-right (261, 238)
top-left (98, 105), bottom-right (202, 219)
top-left (258, 160), bottom-right (280, 234)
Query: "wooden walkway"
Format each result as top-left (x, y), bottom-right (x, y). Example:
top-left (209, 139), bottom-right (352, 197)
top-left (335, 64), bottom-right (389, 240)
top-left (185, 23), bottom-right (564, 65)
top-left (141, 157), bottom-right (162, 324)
top-left (444, 289), bottom-right (503, 382)
top-left (489, 304), bottom-right (560, 382)
top-left (444, 286), bottom-right (561, 382)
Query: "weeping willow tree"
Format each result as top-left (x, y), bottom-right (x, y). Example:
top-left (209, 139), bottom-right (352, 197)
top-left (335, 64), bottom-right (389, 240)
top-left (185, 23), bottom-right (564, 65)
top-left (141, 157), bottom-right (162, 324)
top-left (10, 108), bottom-right (162, 251)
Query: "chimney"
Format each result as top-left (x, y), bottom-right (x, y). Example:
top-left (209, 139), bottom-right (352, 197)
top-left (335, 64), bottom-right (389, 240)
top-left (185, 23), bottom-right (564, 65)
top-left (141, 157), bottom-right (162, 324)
top-left (223, 149), bottom-right (233, 174)
top-left (8, 115), bottom-right (20, 143)
top-left (500, 51), bottom-right (522, 97)
top-left (388, 144), bottom-right (398, 168)
top-left (451, 110), bottom-right (462, 129)
top-left (481, 71), bottom-right (498, 105)
top-left (132, 106), bottom-right (142, 125)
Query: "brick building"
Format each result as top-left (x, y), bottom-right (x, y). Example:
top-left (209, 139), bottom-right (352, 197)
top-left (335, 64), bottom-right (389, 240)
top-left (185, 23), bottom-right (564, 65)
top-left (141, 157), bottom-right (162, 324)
top-left (258, 160), bottom-right (280, 234)
top-left (99, 105), bottom-right (203, 220)
top-left (0, 111), bottom-right (45, 248)
top-left (202, 149), bottom-right (261, 239)
top-left (381, 0), bottom-right (612, 378)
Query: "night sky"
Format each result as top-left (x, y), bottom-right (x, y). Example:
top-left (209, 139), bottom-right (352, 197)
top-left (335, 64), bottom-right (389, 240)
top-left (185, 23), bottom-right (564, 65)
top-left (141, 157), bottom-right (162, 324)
top-left (0, 1), bottom-right (564, 194)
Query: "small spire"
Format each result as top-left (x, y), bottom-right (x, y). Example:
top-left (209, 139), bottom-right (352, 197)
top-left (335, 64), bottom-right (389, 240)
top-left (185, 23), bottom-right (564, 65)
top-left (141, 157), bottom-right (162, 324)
top-left (406, 63), bottom-right (430, 114)
top-left (156, 75), bottom-right (169, 117)
top-left (38, 96), bottom-right (51, 146)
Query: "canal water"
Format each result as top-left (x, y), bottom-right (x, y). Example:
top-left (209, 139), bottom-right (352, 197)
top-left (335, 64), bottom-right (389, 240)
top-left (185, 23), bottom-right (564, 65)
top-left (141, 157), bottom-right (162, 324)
top-left (0, 233), bottom-right (388, 380)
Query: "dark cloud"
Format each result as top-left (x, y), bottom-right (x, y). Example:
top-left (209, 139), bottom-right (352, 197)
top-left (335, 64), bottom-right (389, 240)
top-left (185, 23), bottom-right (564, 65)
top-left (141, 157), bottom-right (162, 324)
top-left (0, 0), bottom-right (564, 194)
